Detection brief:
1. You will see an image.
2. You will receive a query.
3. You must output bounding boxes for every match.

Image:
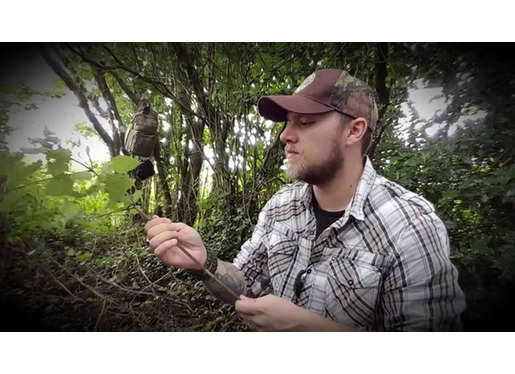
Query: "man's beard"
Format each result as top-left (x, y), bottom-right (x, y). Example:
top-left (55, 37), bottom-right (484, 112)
top-left (287, 139), bottom-right (343, 186)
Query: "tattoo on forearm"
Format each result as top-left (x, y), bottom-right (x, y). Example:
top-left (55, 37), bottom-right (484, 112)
top-left (203, 260), bottom-right (246, 304)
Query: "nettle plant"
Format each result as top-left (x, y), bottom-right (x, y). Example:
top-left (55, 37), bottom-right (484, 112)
top-left (0, 128), bottom-right (142, 243)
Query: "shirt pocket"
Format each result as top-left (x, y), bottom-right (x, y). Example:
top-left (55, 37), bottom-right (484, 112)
top-left (325, 248), bottom-right (384, 327)
top-left (267, 223), bottom-right (299, 294)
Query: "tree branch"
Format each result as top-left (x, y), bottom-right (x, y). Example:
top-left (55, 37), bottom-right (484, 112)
top-left (39, 44), bottom-right (116, 157)
top-left (110, 70), bottom-right (140, 105)
top-left (92, 68), bottom-right (124, 154)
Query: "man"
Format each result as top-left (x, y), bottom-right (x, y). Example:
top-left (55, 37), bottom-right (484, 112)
top-left (145, 69), bottom-right (466, 331)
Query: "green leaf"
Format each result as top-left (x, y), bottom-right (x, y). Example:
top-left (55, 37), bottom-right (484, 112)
top-left (46, 175), bottom-right (74, 196)
top-left (406, 156), bottom-right (420, 167)
top-left (76, 251), bottom-right (93, 263)
top-left (18, 162), bottom-right (42, 180)
top-left (104, 173), bottom-right (134, 203)
top-left (47, 148), bottom-right (72, 164)
top-left (72, 171), bottom-right (93, 180)
top-left (101, 161), bottom-right (114, 174)
top-left (1, 159), bottom-right (43, 188)
top-left (0, 191), bottom-right (22, 212)
top-left (111, 156), bottom-right (140, 174)
top-left (46, 148), bottom-right (72, 177)
top-left (132, 190), bottom-right (143, 202)
top-left (107, 194), bottom-right (130, 209)
top-left (470, 238), bottom-right (492, 256)
top-left (47, 160), bottom-right (69, 177)
top-left (62, 200), bottom-right (81, 217)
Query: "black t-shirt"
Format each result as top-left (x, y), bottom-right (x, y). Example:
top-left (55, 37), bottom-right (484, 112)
top-left (313, 197), bottom-right (345, 239)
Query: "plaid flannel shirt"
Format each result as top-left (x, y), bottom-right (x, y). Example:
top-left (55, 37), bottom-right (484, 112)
top-left (233, 157), bottom-right (466, 331)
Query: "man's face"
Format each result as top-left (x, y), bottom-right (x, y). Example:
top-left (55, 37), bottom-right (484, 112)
top-left (280, 111), bottom-right (346, 185)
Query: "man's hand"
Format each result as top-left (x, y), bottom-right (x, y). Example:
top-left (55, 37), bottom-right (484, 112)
top-left (235, 294), bottom-right (362, 332)
top-left (144, 216), bottom-right (207, 270)
top-left (235, 294), bottom-right (308, 331)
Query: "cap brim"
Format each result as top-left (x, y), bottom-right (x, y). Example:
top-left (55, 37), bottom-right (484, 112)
top-left (257, 95), bottom-right (334, 122)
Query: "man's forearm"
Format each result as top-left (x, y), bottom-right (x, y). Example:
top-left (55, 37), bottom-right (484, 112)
top-left (202, 259), bottom-right (246, 304)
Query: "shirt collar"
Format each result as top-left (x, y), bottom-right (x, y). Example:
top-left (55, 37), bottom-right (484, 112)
top-left (347, 156), bottom-right (377, 221)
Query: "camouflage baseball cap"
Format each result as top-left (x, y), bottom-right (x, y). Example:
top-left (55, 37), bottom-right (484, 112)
top-left (257, 69), bottom-right (378, 132)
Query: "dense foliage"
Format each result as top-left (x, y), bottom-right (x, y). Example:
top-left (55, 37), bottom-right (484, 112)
top-left (1, 42), bottom-right (513, 331)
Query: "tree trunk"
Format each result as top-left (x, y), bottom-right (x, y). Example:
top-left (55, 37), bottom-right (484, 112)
top-left (369, 42), bottom-right (390, 160)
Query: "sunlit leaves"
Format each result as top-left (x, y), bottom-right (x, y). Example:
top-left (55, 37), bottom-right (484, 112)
top-left (0, 140), bottom-right (139, 243)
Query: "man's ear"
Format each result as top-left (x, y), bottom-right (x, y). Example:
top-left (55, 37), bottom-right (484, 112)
top-left (345, 118), bottom-right (368, 146)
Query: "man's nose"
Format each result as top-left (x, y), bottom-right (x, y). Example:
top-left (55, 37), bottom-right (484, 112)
top-left (280, 122), bottom-right (296, 143)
